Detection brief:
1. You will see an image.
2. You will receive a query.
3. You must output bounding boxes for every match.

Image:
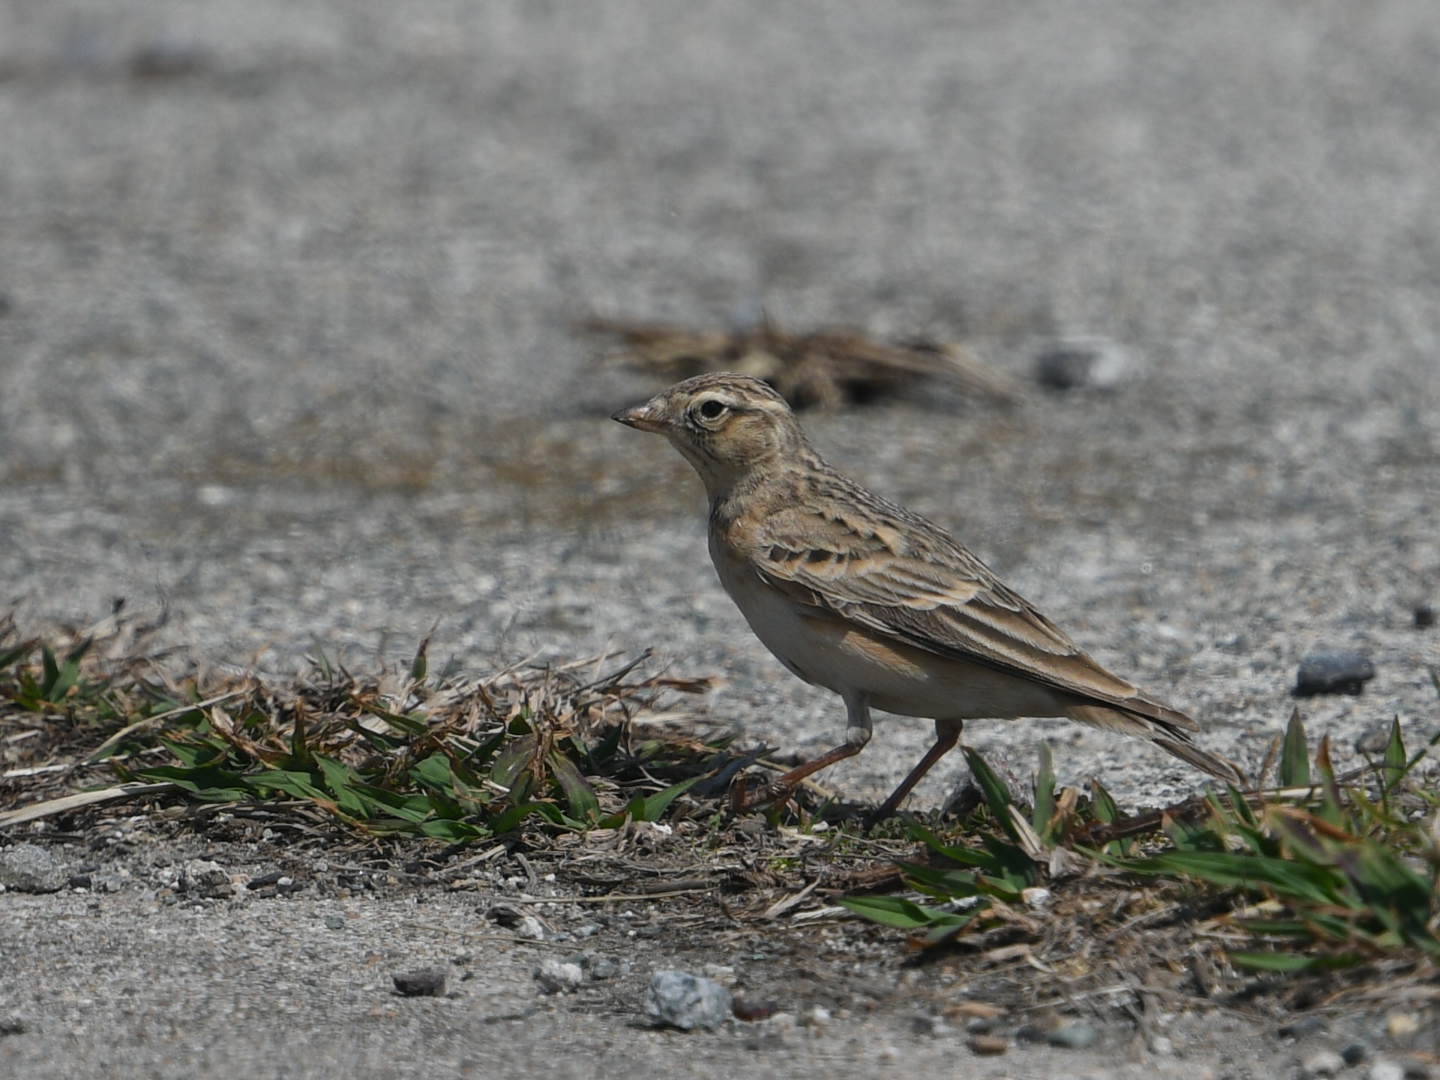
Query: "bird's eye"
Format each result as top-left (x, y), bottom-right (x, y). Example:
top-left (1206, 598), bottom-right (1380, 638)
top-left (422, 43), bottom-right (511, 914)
top-left (697, 399), bottom-right (727, 421)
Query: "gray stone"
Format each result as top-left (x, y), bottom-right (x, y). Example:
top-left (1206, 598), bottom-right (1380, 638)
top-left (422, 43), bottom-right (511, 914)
top-left (1295, 651), bottom-right (1375, 696)
top-left (533, 959), bottom-right (583, 994)
top-left (0, 844), bottom-right (65, 893)
top-left (1301, 1049), bottom-right (1345, 1078)
top-left (1035, 339), bottom-right (1131, 391)
top-left (181, 859), bottom-right (234, 898)
top-left (391, 968), bottom-right (446, 997)
top-left (911, 1014), bottom-right (945, 1036)
top-left (1341, 1041), bottom-right (1370, 1066)
top-left (1047, 1022), bottom-right (1100, 1049)
top-left (92, 872), bottom-right (126, 893)
top-left (645, 970), bottom-right (733, 1031)
top-left (1367, 1060), bottom-right (1404, 1080)
top-left (590, 958), bottom-right (620, 980)
top-left (485, 903), bottom-right (547, 941)
top-left (323, 915), bottom-right (345, 930)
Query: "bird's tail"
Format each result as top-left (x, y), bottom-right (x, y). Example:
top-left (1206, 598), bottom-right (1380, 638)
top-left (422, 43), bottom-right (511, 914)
top-left (1065, 704), bottom-right (1245, 786)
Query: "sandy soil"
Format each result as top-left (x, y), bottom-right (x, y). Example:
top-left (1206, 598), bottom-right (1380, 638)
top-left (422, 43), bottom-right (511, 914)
top-left (2, 2), bottom-right (1439, 1075)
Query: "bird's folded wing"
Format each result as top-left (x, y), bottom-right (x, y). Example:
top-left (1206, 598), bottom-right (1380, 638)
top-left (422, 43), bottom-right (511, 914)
top-left (749, 506), bottom-right (1197, 731)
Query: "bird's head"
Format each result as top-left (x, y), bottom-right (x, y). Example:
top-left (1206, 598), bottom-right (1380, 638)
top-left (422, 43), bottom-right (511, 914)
top-left (612, 373), bottom-right (809, 497)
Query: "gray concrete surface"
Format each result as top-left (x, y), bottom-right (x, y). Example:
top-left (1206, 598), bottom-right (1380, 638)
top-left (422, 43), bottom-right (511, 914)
top-left (2, 1), bottom-right (1439, 1075)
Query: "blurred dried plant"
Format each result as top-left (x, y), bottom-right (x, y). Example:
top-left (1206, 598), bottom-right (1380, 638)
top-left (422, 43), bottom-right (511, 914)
top-left (585, 316), bottom-right (1021, 409)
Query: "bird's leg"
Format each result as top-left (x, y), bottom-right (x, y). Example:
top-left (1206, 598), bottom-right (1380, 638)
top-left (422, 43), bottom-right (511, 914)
top-left (733, 693), bottom-right (872, 811)
top-left (864, 718), bottom-right (964, 830)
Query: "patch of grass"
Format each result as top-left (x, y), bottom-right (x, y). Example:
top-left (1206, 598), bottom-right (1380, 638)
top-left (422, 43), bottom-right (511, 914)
top-left (1, 612), bottom-right (723, 841)
top-left (841, 711), bottom-right (1440, 983)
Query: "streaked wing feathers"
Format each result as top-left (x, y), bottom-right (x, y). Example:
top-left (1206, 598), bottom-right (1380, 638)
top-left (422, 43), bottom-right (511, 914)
top-left (751, 503), bottom-right (1198, 732)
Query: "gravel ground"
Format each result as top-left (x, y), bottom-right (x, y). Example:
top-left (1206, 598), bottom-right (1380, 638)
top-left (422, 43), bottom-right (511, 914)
top-left (3, 1), bottom-right (1439, 1075)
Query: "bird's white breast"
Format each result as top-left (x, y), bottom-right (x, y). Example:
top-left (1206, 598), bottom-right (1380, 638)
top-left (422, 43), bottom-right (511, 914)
top-left (710, 533), bottom-right (1070, 721)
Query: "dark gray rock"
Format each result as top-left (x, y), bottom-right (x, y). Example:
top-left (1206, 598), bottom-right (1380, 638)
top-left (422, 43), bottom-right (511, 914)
top-left (391, 968), bottom-right (446, 997)
top-left (1416, 604), bottom-right (1436, 629)
top-left (645, 970), bottom-right (732, 1031)
top-left (1341, 1041), bottom-right (1370, 1066)
top-left (1035, 339), bottom-right (1131, 391)
top-left (0, 844), bottom-right (65, 893)
top-left (1294, 651), bottom-right (1375, 696)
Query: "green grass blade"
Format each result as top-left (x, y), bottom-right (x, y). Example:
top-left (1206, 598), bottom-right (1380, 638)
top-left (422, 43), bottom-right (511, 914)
top-left (963, 747), bottom-right (1018, 841)
top-left (1382, 717), bottom-right (1407, 793)
top-left (1033, 742), bottom-right (1056, 840)
top-left (1280, 707), bottom-right (1310, 788)
top-left (548, 750), bottom-right (600, 821)
top-left (1229, 951), bottom-right (1334, 973)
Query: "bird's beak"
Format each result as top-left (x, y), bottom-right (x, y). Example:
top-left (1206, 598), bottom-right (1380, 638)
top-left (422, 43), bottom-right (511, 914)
top-left (611, 399), bottom-right (667, 433)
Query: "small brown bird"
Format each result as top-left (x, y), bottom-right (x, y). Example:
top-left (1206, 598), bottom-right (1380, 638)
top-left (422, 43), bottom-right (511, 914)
top-left (613, 373), bottom-right (1241, 824)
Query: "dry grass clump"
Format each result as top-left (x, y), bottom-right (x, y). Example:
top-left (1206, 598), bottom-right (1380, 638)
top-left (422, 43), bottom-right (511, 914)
top-left (0, 610), bottom-right (716, 838)
top-left (585, 315), bottom-right (1021, 409)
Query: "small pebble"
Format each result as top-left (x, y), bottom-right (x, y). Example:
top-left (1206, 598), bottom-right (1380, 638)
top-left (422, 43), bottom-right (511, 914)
top-left (1342, 1041), bottom-right (1370, 1066)
top-left (1048, 1022), bottom-right (1100, 1049)
top-left (800, 1006), bottom-right (830, 1029)
top-left (1414, 603), bottom-right (1435, 629)
top-left (589, 958), bottom-right (620, 981)
top-left (1035, 339), bottom-right (1131, 391)
top-left (911, 1015), bottom-right (944, 1037)
top-left (1301, 1049), bottom-right (1345, 1078)
top-left (968, 1034), bottom-right (1009, 1056)
top-left (324, 915), bottom-right (345, 930)
top-left (0, 844), bottom-right (66, 893)
top-left (1386, 1013), bottom-right (1419, 1038)
top-left (93, 872), bottom-right (126, 893)
top-left (732, 999), bottom-right (781, 1022)
top-left (645, 970), bottom-right (732, 1031)
top-left (1294, 651), bottom-right (1375, 696)
top-left (0, 1016), bottom-right (27, 1037)
top-left (485, 903), bottom-right (546, 941)
top-left (1368, 1060), bottom-right (1404, 1080)
top-left (181, 859), bottom-right (233, 899)
top-left (533, 959), bottom-right (583, 994)
top-left (392, 968), bottom-right (447, 997)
